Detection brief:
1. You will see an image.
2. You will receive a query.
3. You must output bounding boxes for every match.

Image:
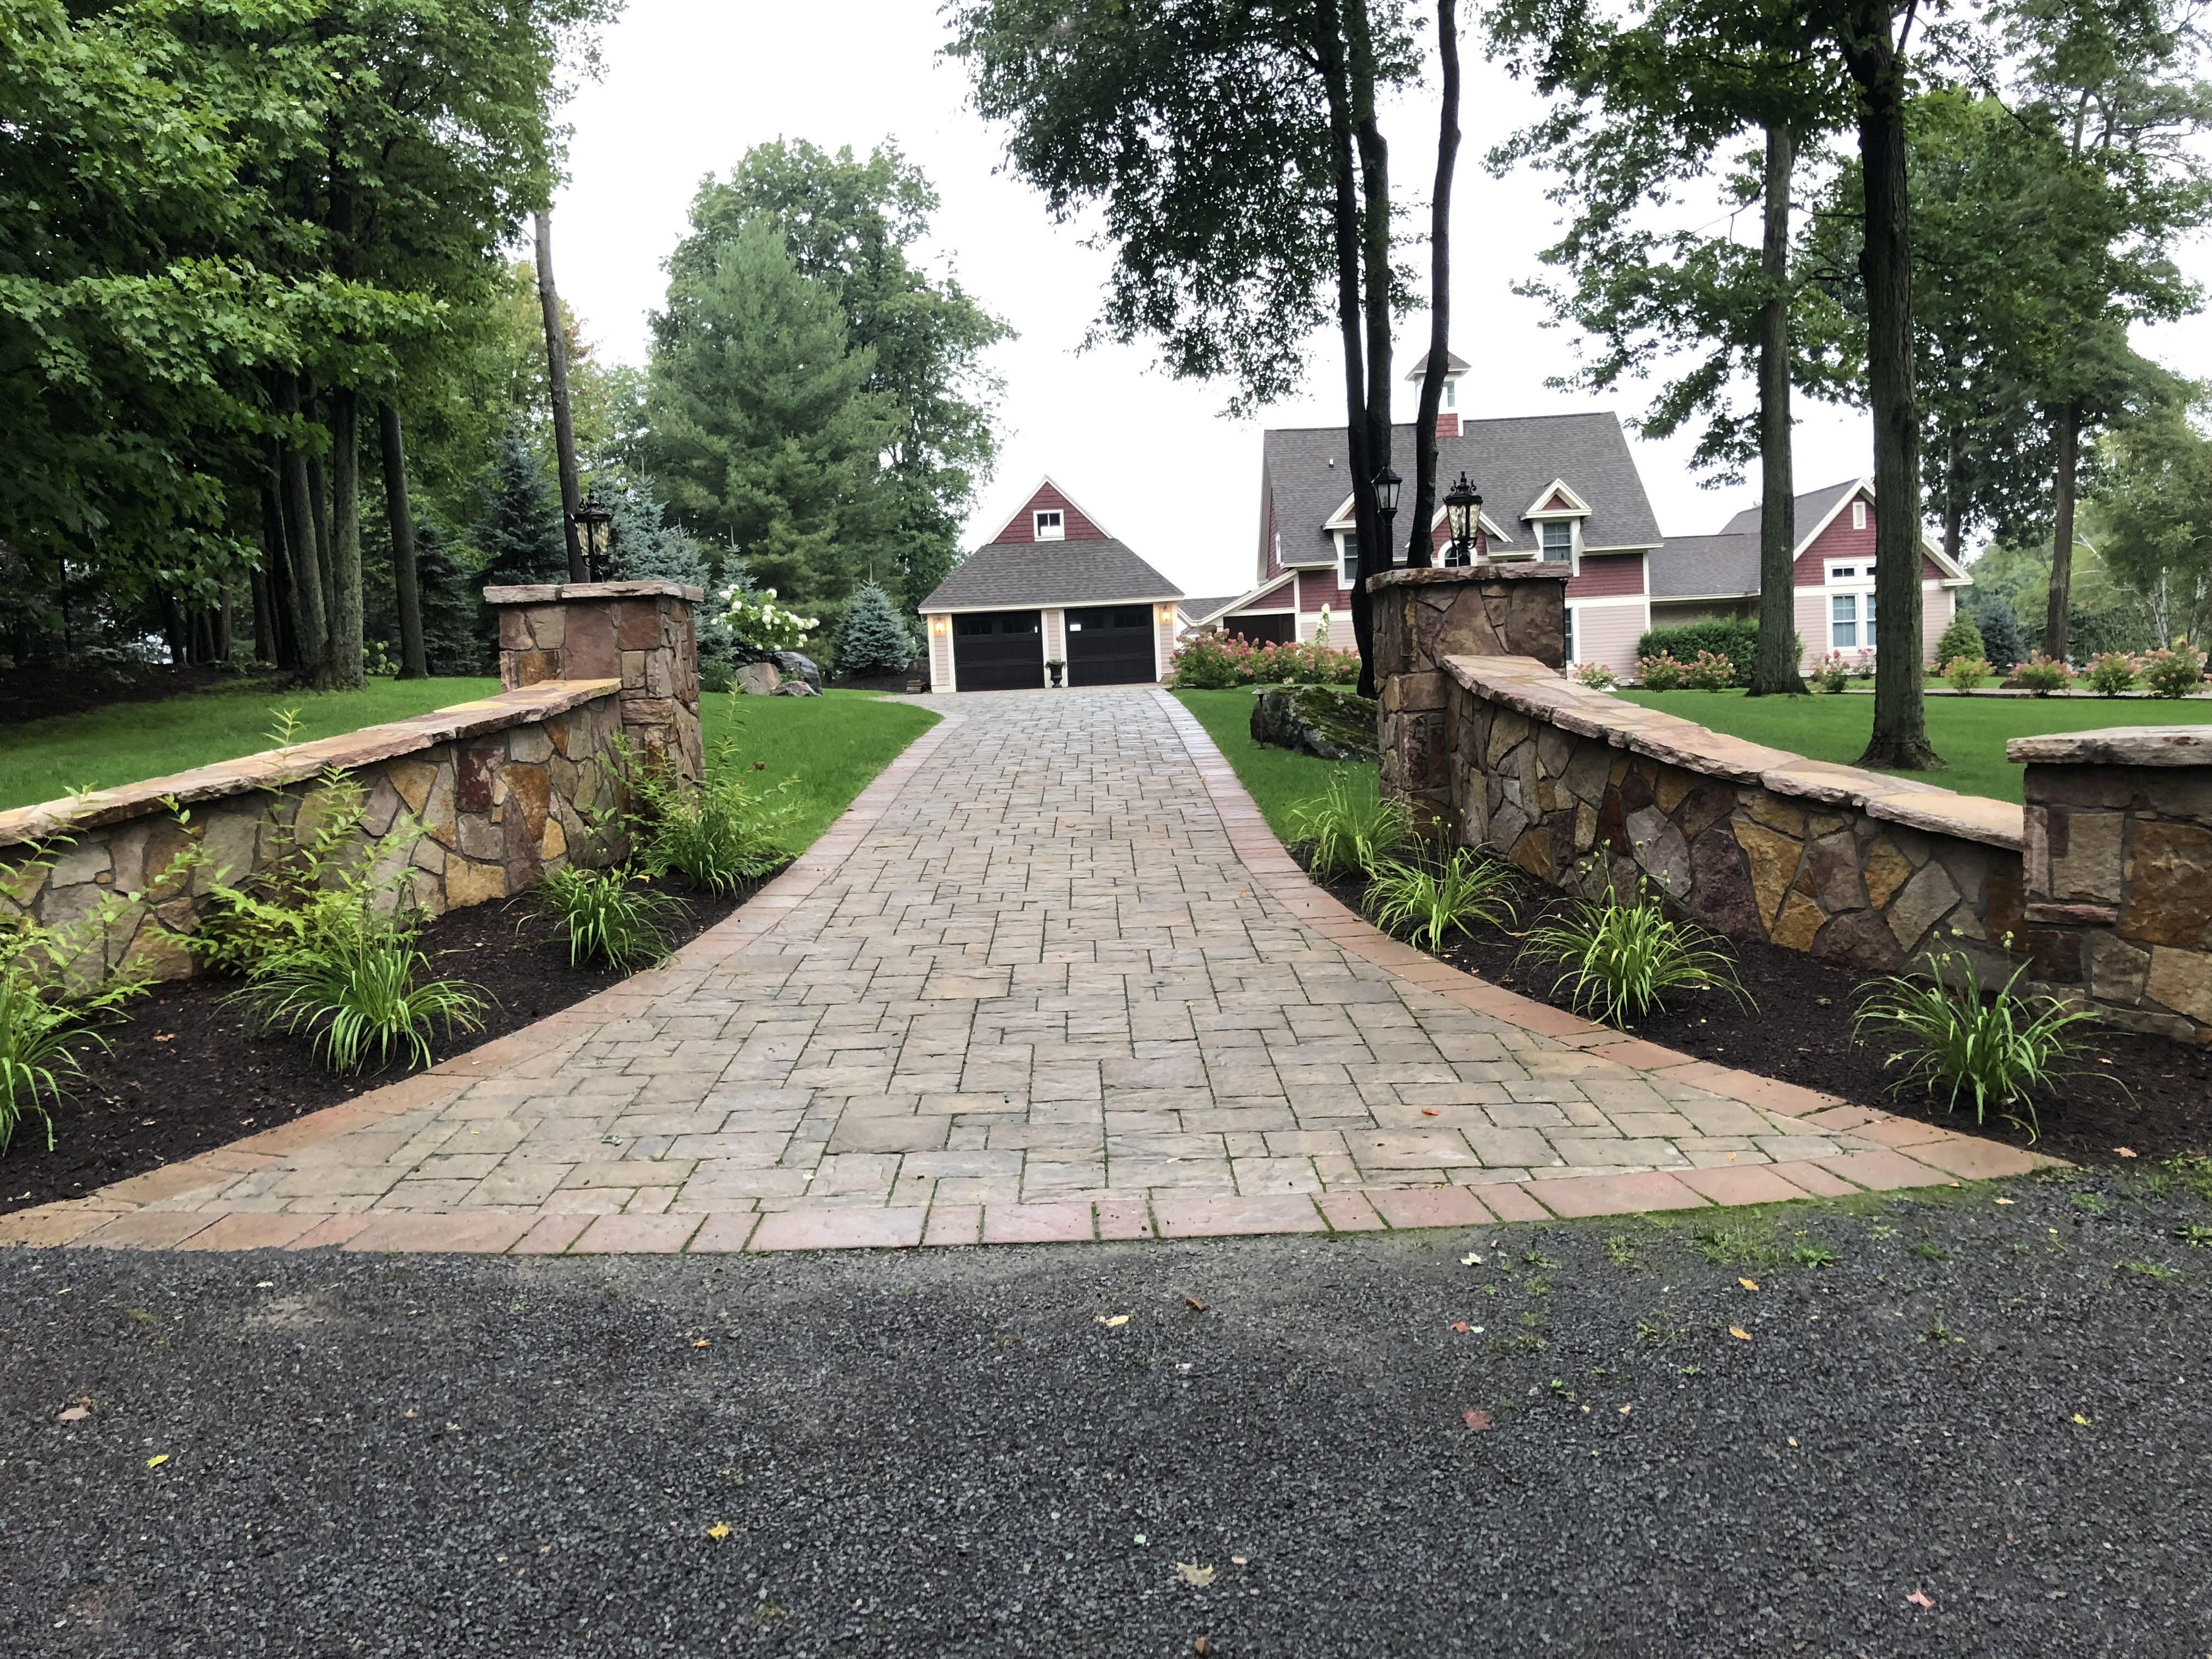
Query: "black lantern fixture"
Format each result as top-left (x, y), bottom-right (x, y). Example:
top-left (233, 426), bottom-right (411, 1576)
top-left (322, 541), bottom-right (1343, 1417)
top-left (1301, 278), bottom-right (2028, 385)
top-left (1372, 465), bottom-right (1402, 570)
top-left (1443, 472), bottom-right (1483, 566)
top-left (572, 489), bottom-right (614, 582)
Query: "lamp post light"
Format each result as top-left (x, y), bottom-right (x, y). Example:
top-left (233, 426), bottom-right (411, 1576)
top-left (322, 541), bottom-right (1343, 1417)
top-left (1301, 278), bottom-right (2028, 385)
top-left (1443, 472), bottom-right (1482, 567)
top-left (572, 489), bottom-right (614, 582)
top-left (1372, 465), bottom-right (1402, 572)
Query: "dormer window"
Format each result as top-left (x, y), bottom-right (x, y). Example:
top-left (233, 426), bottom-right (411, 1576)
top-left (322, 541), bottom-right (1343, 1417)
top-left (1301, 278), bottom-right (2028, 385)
top-left (1852, 499), bottom-right (1866, 531)
top-left (1540, 521), bottom-right (1573, 562)
top-left (1443, 380), bottom-right (1457, 410)
top-left (1034, 509), bottom-right (1064, 541)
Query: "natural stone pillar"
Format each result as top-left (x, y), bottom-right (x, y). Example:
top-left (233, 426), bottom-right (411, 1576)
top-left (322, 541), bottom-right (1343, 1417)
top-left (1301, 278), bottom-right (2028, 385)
top-left (2011, 725), bottom-right (2212, 1041)
top-left (1368, 564), bottom-right (1569, 836)
top-left (483, 581), bottom-right (704, 780)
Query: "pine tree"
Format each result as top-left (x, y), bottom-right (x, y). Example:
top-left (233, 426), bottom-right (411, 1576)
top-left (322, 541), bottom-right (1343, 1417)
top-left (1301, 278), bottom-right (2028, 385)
top-left (609, 483), bottom-right (737, 664)
top-left (1968, 596), bottom-right (2027, 673)
top-left (471, 430), bottom-right (567, 587)
top-left (415, 521), bottom-right (490, 675)
top-left (836, 582), bottom-right (915, 676)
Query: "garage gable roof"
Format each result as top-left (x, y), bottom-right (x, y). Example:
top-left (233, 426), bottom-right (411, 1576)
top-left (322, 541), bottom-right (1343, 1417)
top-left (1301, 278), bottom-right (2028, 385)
top-left (921, 537), bottom-right (1184, 612)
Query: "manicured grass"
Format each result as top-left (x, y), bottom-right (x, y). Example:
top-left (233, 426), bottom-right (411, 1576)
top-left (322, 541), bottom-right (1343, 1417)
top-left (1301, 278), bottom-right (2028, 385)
top-left (701, 689), bottom-right (940, 847)
top-left (0, 677), bottom-right (503, 813)
top-left (1171, 687), bottom-right (1374, 841)
top-left (1613, 687), bottom-right (2212, 803)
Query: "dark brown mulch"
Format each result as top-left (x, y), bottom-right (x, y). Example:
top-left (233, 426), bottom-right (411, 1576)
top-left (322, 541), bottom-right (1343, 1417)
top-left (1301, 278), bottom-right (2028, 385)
top-left (1312, 861), bottom-right (2212, 1169)
top-left (0, 662), bottom-right (285, 729)
top-left (0, 882), bottom-right (749, 1216)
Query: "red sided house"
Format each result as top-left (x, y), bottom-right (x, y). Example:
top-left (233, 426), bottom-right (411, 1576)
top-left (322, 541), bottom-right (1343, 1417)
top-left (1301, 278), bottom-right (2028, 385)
top-left (1188, 359), bottom-right (1667, 681)
top-left (1649, 478), bottom-right (1971, 672)
top-left (920, 478), bottom-right (1183, 692)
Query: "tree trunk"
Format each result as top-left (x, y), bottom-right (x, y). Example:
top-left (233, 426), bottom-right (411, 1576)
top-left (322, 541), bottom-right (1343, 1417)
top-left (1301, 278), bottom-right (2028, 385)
top-left (158, 592), bottom-right (185, 666)
top-left (217, 588), bottom-right (233, 663)
top-left (256, 473), bottom-right (293, 668)
top-left (535, 208), bottom-right (589, 582)
top-left (1315, 0), bottom-right (1378, 696)
top-left (1749, 123), bottom-right (1806, 697)
top-left (1406, 0), bottom-right (1460, 572)
top-left (275, 385), bottom-right (329, 685)
top-left (2044, 400), bottom-right (2081, 661)
top-left (380, 402), bottom-right (428, 678)
top-left (327, 387), bottom-right (365, 690)
top-left (1842, 2), bottom-right (1941, 772)
top-left (1347, 0), bottom-right (1393, 691)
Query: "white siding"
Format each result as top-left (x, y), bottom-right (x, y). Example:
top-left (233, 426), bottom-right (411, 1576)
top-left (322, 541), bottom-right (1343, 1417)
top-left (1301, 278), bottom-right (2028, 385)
top-left (1572, 600), bottom-right (1647, 684)
top-left (928, 616), bottom-right (955, 691)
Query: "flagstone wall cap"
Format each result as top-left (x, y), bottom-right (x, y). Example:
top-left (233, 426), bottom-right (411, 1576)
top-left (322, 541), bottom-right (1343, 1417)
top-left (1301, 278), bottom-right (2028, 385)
top-left (0, 679), bottom-right (621, 849)
top-left (1443, 653), bottom-right (2025, 850)
top-left (1369, 563), bottom-right (1572, 588)
top-left (2006, 726), bottom-right (2212, 767)
top-left (481, 582), bottom-right (704, 605)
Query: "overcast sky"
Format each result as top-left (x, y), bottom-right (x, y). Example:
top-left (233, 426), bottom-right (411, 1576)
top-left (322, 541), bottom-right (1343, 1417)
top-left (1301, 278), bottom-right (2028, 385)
top-left (548, 1), bottom-right (2212, 605)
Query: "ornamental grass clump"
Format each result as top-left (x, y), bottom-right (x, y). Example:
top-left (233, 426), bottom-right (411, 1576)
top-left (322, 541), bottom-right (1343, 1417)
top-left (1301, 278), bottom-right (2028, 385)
top-left (239, 930), bottom-right (488, 1075)
top-left (533, 865), bottom-right (681, 970)
top-left (1365, 851), bottom-right (1518, 954)
top-left (2142, 639), bottom-right (2208, 699)
top-left (2083, 651), bottom-right (2140, 697)
top-left (1519, 881), bottom-right (1752, 1027)
top-left (1851, 947), bottom-right (2100, 1140)
top-left (0, 967), bottom-right (101, 1154)
top-left (1288, 772), bottom-right (1414, 881)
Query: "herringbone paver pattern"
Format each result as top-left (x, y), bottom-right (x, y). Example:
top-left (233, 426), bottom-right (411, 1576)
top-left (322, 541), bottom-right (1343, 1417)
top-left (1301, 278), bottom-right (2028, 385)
top-left (4, 689), bottom-right (2047, 1254)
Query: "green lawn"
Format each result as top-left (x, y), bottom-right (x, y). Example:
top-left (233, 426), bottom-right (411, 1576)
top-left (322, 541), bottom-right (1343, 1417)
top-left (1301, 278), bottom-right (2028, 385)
top-left (1171, 688), bottom-right (1374, 841)
top-left (702, 689), bottom-right (940, 846)
top-left (0, 677), bottom-right (503, 812)
top-left (1613, 687), bottom-right (2212, 803)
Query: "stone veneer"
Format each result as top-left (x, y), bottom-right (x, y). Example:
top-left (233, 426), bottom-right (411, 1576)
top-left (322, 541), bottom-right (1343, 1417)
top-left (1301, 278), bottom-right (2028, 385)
top-left (482, 580), bottom-right (704, 780)
top-left (0, 682), bottom-right (624, 985)
top-left (1369, 563), bottom-right (1568, 832)
top-left (2011, 726), bottom-right (2212, 1039)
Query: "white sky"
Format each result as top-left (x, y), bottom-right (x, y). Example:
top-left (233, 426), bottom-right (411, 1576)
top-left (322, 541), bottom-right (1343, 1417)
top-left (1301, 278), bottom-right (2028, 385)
top-left (549, 0), bottom-right (2212, 603)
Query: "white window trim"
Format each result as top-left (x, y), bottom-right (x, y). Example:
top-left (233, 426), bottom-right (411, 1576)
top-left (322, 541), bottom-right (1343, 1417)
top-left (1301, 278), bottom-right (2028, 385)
top-left (1034, 509), bottom-right (1065, 541)
top-left (1851, 499), bottom-right (1867, 531)
top-left (1336, 528), bottom-right (1360, 588)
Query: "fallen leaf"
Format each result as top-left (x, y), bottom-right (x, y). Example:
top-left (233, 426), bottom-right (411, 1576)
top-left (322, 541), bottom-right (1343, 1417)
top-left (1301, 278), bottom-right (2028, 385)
top-left (1905, 1590), bottom-right (1934, 1609)
top-left (1133, 1533), bottom-right (1148, 1545)
top-left (1463, 1409), bottom-right (1493, 1431)
top-left (1097, 1314), bottom-right (1130, 1327)
top-left (2115, 1147), bottom-right (2138, 1158)
top-left (1994, 1197), bottom-right (2016, 1205)
top-left (56, 1406), bottom-right (89, 1423)
top-left (1230, 1556), bottom-right (1247, 1566)
top-left (1421, 1107), bottom-right (1441, 1117)
top-left (692, 1339), bottom-right (709, 1348)
top-left (1184, 1296), bottom-right (1208, 1312)
top-left (1174, 1562), bottom-right (1216, 1587)
top-left (146, 1454), bottom-right (169, 1468)
top-left (1787, 1436), bottom-right (1798, 1447)
top-left (1449, 1322), bottom-right (1471, 1333)
top-left (706, 1522), bottom-right (731, 1540)
top-left (1728, 1326), bottom-right (1752, 1341)
top-left (1460, 1252), bottom-right (1482, 1266)
top-left (2072, 1413), bottom-right (2091, 1426)
top-left (1193, 1638), bottom-right (1214, 1657)
top-left (1738, 1277), bottom-right (1759, 1291)
top-left (1618, 1404), bottom-right (1633, 1415)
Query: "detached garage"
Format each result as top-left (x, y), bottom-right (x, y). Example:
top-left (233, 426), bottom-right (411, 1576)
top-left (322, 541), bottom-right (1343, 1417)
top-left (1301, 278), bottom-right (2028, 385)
top-left (921, 478), bottom-right (1184, 693)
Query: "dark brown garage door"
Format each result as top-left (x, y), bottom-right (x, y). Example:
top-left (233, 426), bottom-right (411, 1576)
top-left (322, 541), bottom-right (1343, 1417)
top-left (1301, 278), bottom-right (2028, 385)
top-left (1066, 605), bottom-right (1158, 686)
top-left (952, 610), bottom-right (1043, 691)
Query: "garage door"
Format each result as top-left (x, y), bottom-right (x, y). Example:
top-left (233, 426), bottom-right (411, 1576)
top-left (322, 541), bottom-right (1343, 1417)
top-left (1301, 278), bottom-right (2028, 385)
top-left (1066, 605), bottom-right (1158, 686)
top-left (951, 610), bottom-right (1043, 691)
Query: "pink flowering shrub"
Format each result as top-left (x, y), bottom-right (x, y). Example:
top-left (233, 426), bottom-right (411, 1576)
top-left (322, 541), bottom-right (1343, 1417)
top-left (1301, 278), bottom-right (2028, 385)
top-left (1170, 633), bottom-right (1361, 689)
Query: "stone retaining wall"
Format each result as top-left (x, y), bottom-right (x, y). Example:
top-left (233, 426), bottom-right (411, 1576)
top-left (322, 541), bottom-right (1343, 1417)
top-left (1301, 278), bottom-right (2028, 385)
top-left (0, 682), bottom-right (625, 985)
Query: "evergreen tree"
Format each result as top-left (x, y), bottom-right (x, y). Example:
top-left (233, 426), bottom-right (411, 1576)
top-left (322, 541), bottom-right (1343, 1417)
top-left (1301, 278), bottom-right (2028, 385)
top-left (1967, 595), bottom-right (2028, 671)
top-left (1934, 610), bottom-right (1986, 667)
top-left (471, 430), bottom-right (567, 586)
top-left (414, 520), bottom-right (490, 674)
top-left (608, 482), bottom-right (736, 664)
top-left (836, 582), bottom-right (916, 676)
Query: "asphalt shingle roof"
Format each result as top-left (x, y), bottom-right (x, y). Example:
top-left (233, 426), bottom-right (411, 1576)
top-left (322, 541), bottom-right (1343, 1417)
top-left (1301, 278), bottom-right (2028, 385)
top-left (1719, 478), bottom-right (1859, 539)
top-left (1262, 411), bottom-right (1664, 569)
top-left (1650, 481), bottom-right (1869, 599)
top-left (919, 538), bottom-right (1183, 612)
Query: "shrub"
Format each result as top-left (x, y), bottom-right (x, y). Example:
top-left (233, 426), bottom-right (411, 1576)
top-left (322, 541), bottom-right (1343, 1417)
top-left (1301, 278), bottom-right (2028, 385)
top-left (1942, 655), bottom-right (1994, 693)
top-left (1810, 652), bottom-right (1853, 693)
top-left (238, 932), bottom-right (488, 1075)
top-left (1170, 633), bottom-right (1360, 689)
top-left (1573, 661), bottom-right (1617, 689)
top-left (1680, 649), bottom-right (1736, 690)
top-left (1635, 617), bottom-right (1763, 685)
top-left (2013, 652), bottom-right (2073, 696)
top-left (1934, 611), bottom-right (1985, 671)
top-left (2083, 651), bottom-right (2139, 697)
top-left (699, 658), bottom-right (733, 694)
top-left (719, 585), bottom-right (819, 656)
top-left (1288, 771), bottom-right (1414, 881)
top-left (1518, 882), bottom-right (1753, 1026)
top-left (2142, 639), bottom-right (2208, 699)
top-left (1365, 851), bottom-right (1518, 953)
top-left (836, 582), bottom-right (916, 677)
top-left (533, 865), bottom-right (681, 970)
top-left (1635, 652), bottom-right (1684, 690)
top-left (1969, 598), bottom-right (2027, 672)
top-left (630, 764), bottom-right (799, 893)
top-left (1851, 947), bottom-right (2098, 1139)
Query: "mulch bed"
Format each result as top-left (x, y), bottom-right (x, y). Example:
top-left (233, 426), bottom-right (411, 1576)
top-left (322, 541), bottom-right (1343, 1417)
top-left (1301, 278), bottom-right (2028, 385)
top-left (0, 881), bottom-right (751, 1217)
top-left (1312, 860), bottom-right (2212, 1169)
top-left (0, 662), bottom-right (285, 729)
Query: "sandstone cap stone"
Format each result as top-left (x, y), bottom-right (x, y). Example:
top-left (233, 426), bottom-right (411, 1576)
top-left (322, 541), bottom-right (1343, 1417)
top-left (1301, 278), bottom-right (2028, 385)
top-left (2007, 726), bottom-right (2212, 767)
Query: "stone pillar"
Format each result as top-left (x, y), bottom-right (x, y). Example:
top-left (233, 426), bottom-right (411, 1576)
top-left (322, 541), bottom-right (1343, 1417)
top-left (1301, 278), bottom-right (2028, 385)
top-left (482, 581), bottom-right (704, 780)
top-left (2011, 725), bottom-right (2212, 1040)
top-left (1368, 564), bottom-right (1569, 835)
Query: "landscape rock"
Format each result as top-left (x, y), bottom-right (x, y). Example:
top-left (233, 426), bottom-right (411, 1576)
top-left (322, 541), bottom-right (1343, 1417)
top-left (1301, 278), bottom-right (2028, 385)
top-left (771, 651), bottom-right (823, 692)
top-left (772, 679), bottom-right (820, 697)
top-left (736, 661), bottom-right (780, 696)
top-left (1249, 685), bottom-right (1379, 763)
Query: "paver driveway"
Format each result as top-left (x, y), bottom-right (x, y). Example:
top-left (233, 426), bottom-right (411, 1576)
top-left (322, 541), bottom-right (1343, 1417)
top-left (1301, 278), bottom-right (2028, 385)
top-left (3, 689), bottom-right (2044, 1256)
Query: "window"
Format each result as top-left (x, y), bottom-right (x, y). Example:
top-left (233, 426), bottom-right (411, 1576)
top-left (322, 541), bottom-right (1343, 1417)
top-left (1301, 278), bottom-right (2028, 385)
top-left (1034, 509), bottom-right (1064, 541)
top-left (1443, 380), bottom-right (1457, 410)
top-left (1565, 603), bottom-right (1578, 663)
top-left (1541, 520), bottom-right (1573, 562)
top-left (1851, 499), bottom-right (1866, 531)
top-left (1831, 591), bottom-right (1876, 648)
top-left (1338, 530), bottom-right (1359, 587)
top-left (1826, 562), bottom-right (1861, 583)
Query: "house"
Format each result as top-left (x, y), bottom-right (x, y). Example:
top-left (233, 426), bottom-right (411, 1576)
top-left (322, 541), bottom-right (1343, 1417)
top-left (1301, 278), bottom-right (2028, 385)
top-left (1649, 478), bottom-right (1971, 670)
top-left (919, 478), bottom-right (1183, 692)
top-left (1188, 358), bottom-right (1666, 680)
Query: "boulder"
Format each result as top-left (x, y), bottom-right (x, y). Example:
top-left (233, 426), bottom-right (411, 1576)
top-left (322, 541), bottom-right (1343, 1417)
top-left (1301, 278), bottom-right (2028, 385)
top-left (736, 661), bottom-right (780, 696)
top-left (771, 678), bottom-right (820, 697)
top-left (1250, 685), bottom-right (1380, 763)
top-left (771, 650), bottom-right (823, 692)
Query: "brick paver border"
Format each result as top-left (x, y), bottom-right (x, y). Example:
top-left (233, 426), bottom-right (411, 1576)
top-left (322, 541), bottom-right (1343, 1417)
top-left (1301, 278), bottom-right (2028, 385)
top-left (0, 690), bottom-right (2053, 1257)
